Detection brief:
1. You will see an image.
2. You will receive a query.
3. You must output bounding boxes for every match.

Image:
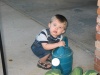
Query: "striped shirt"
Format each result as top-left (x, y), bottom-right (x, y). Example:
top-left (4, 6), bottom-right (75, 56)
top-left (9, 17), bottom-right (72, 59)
top-left (35, 29), bottom-right (63, 44)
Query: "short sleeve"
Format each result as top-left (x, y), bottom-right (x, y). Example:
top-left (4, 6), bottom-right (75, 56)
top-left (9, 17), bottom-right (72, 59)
top-left (36, 29), bottom-right (48, 43)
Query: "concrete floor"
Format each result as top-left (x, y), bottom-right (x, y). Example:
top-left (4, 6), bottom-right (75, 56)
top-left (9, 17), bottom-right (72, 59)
top-left (1, 0), bottom-right (97, 53)
top-left (0, 1), bottom-right (94, 75)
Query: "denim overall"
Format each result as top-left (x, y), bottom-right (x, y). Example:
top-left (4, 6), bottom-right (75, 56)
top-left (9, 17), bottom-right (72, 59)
top-left (31, 29), bottom-right (61, 58)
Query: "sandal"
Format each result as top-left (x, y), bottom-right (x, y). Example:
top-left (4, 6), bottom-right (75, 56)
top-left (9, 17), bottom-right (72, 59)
top-left (37, 61), bottom-right (51, 70)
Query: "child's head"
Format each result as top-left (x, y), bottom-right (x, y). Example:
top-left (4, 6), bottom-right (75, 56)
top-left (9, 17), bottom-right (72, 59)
top-left (48, 14), bottom-right (68, 37)
top-left (50, 14), bottom-right (68, 30)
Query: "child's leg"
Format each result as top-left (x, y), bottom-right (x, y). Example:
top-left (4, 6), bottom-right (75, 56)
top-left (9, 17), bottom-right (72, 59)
top-left (39, 54), bottom-right (50, 63)
top-left (47, 54), bottom-right (52, 62)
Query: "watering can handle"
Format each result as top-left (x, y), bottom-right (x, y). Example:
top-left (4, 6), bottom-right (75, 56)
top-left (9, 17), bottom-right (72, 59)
top-left (62, 36), bottom-right (68, 47)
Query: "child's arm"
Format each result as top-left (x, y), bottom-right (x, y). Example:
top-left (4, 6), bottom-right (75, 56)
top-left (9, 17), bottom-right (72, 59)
top-left (41, 41), bottom-right (65, 50)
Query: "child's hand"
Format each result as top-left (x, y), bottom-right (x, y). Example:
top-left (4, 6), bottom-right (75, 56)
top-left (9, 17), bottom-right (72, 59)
top-left (57, 41), bottom-right (65, 47)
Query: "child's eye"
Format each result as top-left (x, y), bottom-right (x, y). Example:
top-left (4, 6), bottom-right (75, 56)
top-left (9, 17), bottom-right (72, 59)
top-left (53, 24), bottom-right (56, 26)
top-left (59, 27), bottom-right (62, 29)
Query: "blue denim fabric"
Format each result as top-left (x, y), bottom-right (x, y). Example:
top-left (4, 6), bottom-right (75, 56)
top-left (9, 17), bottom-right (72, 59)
top-left (31, 40), bottom-right (51, 58)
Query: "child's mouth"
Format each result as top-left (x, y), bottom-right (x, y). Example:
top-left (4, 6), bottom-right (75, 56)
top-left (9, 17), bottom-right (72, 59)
top-left (53, 31), bottom-right (57, 33)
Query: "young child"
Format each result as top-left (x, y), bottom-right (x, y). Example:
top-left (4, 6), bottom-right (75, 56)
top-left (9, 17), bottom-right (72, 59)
top-left (31, 14), bottom-right (68, 70)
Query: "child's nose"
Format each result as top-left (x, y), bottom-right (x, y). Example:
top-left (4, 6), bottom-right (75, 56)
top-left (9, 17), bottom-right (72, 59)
top-left (55, 27), bottom-right (58, 30)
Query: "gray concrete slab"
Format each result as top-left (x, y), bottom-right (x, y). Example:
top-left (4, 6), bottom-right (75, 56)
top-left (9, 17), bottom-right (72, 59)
top-left (1, 0), bottom-right (97, 53)
top-left (0, 1), bottom-right (47, 75)
top-left (0, 1), bottom-right (94, 75)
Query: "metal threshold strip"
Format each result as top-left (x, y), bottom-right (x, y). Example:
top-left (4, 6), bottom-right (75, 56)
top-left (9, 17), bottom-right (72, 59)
top-left (0, 33), bottom-right (7, 75)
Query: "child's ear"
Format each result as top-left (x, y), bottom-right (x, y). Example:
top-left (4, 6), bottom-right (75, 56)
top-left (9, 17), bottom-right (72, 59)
top-left (48, 23), bottom-right (51, 28)
top-left (62, 30), bottom-right (65, 34)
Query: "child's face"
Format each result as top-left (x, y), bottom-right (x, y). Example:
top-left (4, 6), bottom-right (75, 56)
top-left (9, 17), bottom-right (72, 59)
top-left (48, 19), bottom-right (66, 38)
